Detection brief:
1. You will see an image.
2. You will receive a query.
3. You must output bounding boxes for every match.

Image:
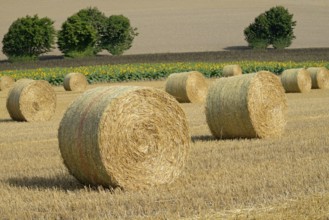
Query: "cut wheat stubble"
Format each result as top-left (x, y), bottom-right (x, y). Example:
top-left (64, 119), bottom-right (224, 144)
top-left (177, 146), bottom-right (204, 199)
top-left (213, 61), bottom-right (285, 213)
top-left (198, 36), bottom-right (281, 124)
top-left (58, 86), bottom-right (191, 191)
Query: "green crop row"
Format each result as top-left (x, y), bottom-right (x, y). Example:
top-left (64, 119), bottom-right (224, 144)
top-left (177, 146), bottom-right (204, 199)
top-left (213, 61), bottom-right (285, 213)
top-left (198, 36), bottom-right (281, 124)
top-left (0, 61), bottom-right (328, 86)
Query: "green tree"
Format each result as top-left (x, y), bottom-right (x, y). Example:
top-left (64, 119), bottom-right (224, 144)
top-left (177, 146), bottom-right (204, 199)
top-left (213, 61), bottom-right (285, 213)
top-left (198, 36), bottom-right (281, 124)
top-left (57, 8), bottom-right (106, 57)
top-left (57, 15), bottom-right (98, 57)
top-left (102, 15), bottom-right (138, 55)
top-left (57, 8), bottom-right (138, 57)
top-left (244, 6), bottom-right (296, 49)
top-left (2, 15), bottom-right (56, 61)
top-left (75, 7), bottom-right (107, 54)
top-left (244, 14), bottom-right (270, 49)
top-left (265, 6), bottom-right (297, 49)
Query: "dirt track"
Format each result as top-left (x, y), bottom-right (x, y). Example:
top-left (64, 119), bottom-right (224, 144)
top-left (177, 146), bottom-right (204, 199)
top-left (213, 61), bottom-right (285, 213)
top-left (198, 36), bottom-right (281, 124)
top-left (0, 0), bottom-right (328, 60)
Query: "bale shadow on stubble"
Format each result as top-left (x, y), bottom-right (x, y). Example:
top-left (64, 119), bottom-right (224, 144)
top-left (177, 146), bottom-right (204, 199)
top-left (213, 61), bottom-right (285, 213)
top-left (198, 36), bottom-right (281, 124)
top-left (191, 135), bottom-right (217, 142)
top-left (191, 134), bottom-right (256, 142)
top-left (5, 175), bottom-right (85, 191)
top-left (0, 119), bottom-right (13, 123)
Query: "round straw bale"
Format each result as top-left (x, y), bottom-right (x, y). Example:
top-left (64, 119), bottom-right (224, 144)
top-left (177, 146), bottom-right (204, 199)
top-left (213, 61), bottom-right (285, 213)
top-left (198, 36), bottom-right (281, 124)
top-left (222, 64), bottom-right (243, 77)
top-left (6, 79), bottom-right (56, 122)
top-left (306, 67), bottom-right (329, 89)
top-left (0, 75), bottom-right (15, 91)
top-left (280, 68), bottom-right (311, 93)
top-left (63, 72), bottom-right (88, 91)
top-left (165, 71), bottom-right (208, 103)
top-left (58, 86), bottom-right (190, 190)
top-left (206, 71), bottom-right (287, 139)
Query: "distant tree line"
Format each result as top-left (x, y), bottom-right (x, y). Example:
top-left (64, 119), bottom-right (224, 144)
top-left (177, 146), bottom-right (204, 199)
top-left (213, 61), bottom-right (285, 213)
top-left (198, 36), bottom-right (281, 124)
top-left (1, 5), bottom-right (296, 62)
top-left (2, 7), bottom-right (138, 62)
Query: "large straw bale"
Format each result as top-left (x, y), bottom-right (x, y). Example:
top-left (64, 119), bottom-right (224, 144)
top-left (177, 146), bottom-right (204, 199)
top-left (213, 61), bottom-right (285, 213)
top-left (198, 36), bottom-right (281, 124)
top-left (0, 75), bottom-right (15, 91)
top-left (280, 68), bottom-right (311, 93)
top-left (165, 71), bottom-right (208, 103)
top-left (63, 72), bottom-right (88, 91)
top-left (306, 67), bottom-right (329, 89)
top-left (206, 71), bottom-right (287, 139)
top-left (6, 79), bottom-right (56, 122)
top-left (58, 86), bottom-right (190, 190)
top-left (222, 64), bottom-right (242, 77)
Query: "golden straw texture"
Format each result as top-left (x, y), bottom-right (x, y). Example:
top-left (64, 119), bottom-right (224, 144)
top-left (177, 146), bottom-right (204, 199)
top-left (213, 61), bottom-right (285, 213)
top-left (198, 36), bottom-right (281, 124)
top-left (63, 72), bottom-right (88, 91)
top-left (306, 67), bottom-right (329, 89)
top-left (165, 71), bottom-right (208, 103)
top-left (206, 71), bottom-right (287, 139)
top-left (6, 79), bottom-right (56, 122)
top-left (58, 86), bottom-right (190, 191)
top-left (0, 75), bottom-right (14, 91)
top-left (222, 64), bottom-right (243, 77)
top-left (280, 68), bottom-right (312, 93)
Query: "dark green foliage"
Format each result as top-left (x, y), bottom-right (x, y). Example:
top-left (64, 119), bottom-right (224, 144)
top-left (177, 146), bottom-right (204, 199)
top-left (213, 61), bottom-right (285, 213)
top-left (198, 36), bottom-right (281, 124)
top-left (75, 7), bottom-right (108, 54)
top-left (2, 15), bottom-right (56, 61)
top-left (102, 15), bottom-right (138, 55)
top-left (57, 15), bottom-right (97, 58)
top-left (57, 8), bottom-right (138, 57)
top-left (244, 14), bottom-right (270, 49)
top-left (57, 9), bottom-right (102, 57)
top-left (265, 6), bottom-right (296, 49)
top-left (244, 6), bottom-right (296, 49)
top-left (272, 37), bottom-right (293, 49)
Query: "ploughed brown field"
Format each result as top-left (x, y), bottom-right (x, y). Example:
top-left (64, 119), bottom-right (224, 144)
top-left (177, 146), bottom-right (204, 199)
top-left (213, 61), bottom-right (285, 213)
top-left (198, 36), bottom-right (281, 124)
top-left (1, 79), bottom-right (329, 219)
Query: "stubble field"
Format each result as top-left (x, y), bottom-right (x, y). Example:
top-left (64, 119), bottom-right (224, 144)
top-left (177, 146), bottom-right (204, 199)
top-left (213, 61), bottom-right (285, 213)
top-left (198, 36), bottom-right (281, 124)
top-left (0, 78), bottom-right (329, 219)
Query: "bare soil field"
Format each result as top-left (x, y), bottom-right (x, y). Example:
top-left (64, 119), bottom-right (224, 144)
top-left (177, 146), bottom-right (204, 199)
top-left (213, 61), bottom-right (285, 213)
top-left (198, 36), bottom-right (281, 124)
top-left (1, 80), bottom-right (329, 219)
top-left (0, 0), bottom-right (328, 60)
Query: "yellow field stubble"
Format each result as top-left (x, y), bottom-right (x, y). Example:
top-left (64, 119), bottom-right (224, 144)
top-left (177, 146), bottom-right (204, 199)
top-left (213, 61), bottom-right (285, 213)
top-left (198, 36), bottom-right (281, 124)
top-left (0, 81), bottom-right (329, 219)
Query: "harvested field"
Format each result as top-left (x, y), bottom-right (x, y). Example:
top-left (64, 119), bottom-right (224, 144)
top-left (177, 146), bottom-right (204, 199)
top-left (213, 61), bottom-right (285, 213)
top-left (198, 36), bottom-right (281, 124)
top-left (1, 80), bottom-right (329, 219)
top-left (0, 0), bottom-right (328, 218)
